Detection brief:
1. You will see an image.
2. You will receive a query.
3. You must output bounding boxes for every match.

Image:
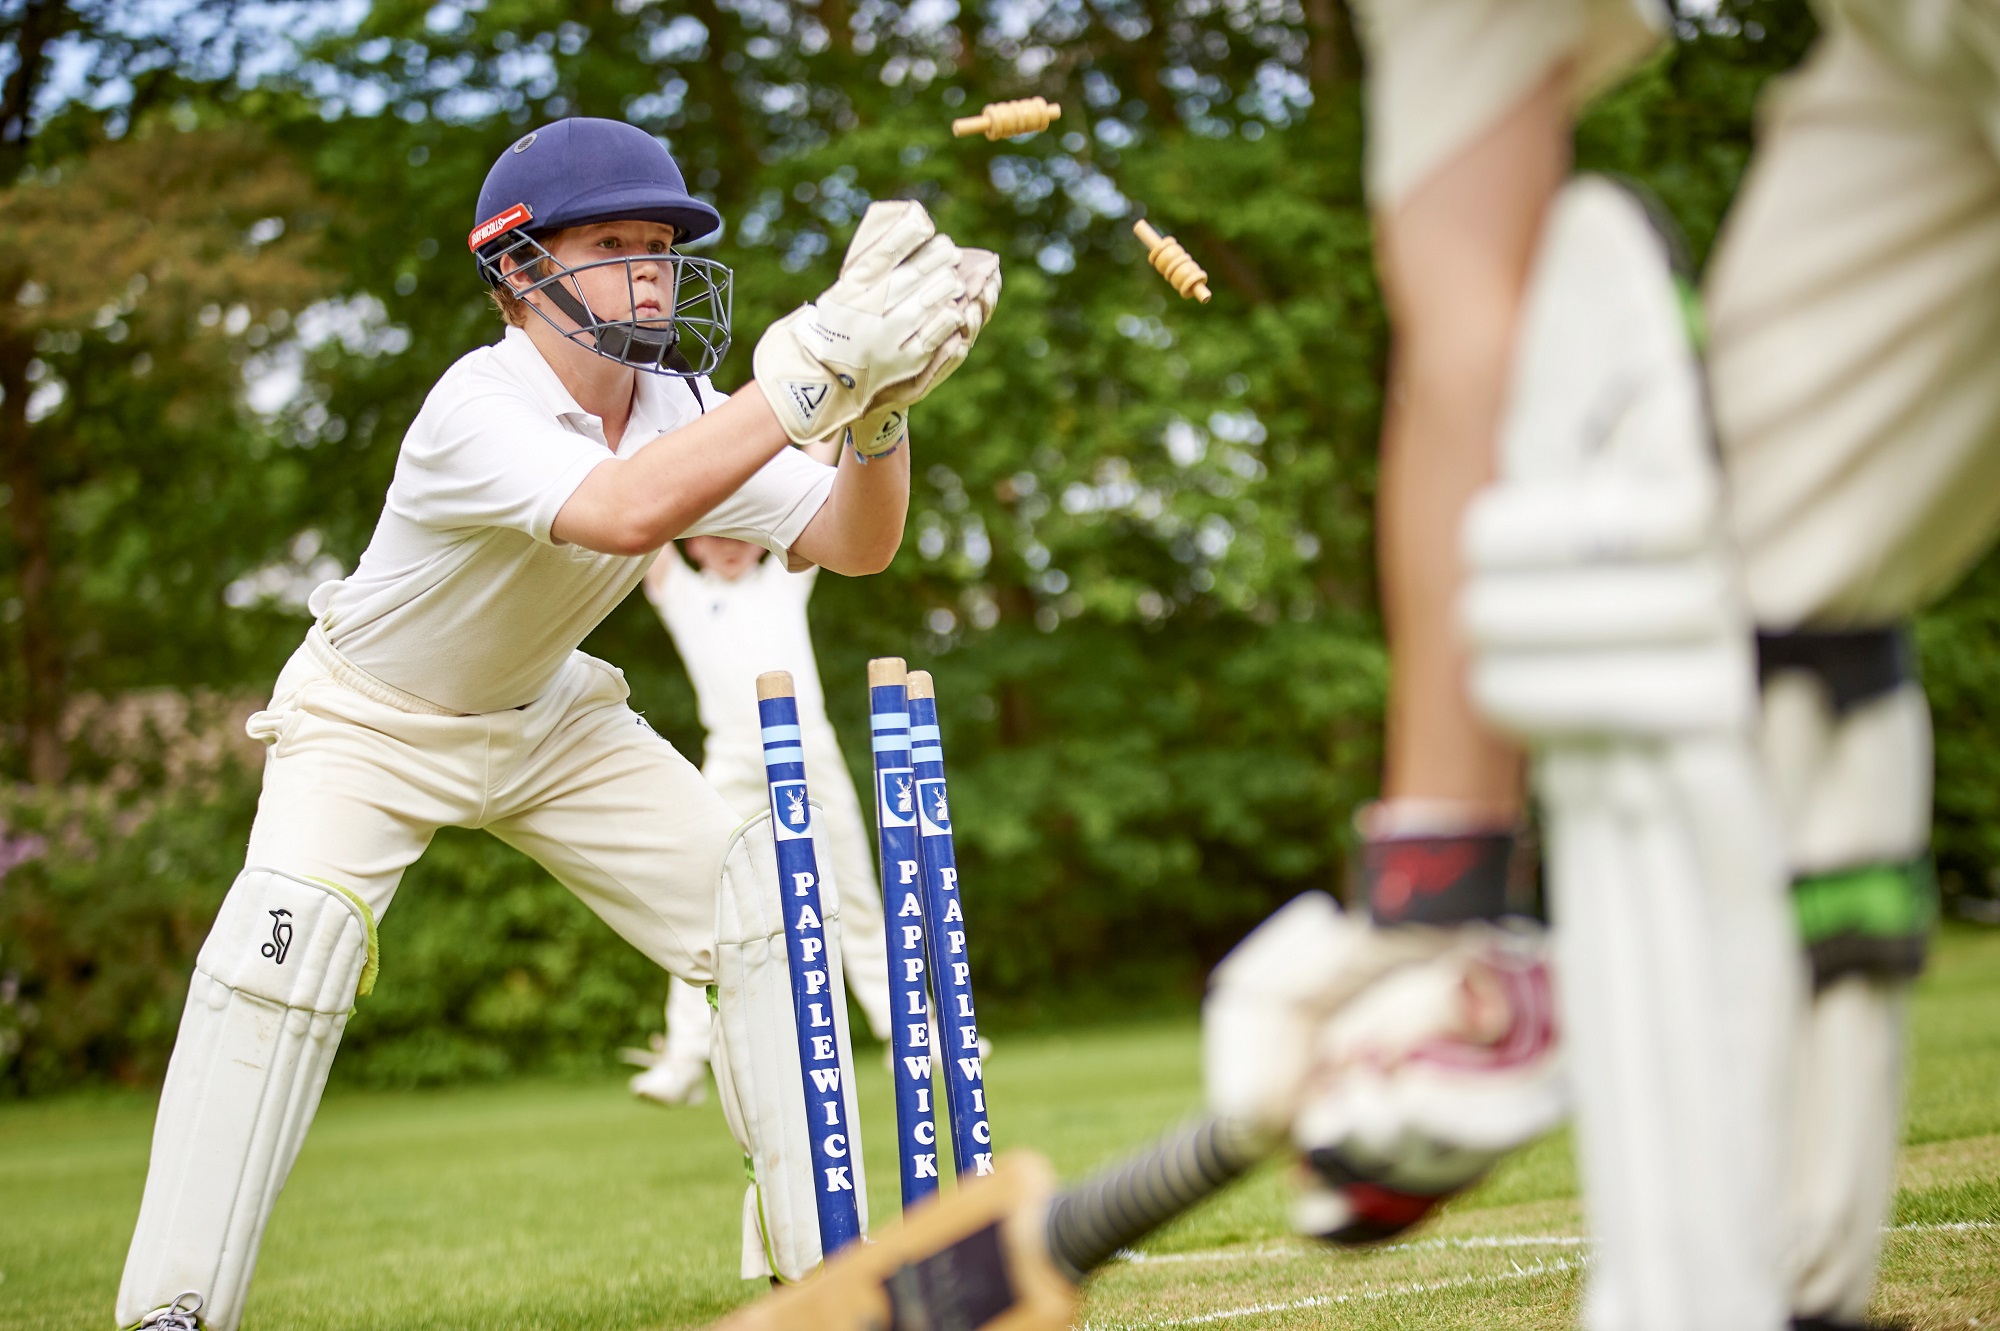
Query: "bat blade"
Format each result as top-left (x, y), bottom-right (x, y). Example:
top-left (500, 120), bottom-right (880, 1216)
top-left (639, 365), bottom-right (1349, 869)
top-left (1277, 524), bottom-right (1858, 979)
top-left (709, 1119), bottom-right (1272, 1331)
top-left (712, 1154), bottom-right (1076, 1331)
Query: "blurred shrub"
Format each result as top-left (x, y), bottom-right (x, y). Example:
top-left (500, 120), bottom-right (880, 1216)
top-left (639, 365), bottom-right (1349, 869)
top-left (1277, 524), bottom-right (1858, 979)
top-left (0, 779), bottom-right (245, 1094)
top-left (0, 693), bottom-right (670, 1095)
top-left (1920, 555), bottom-right (2000, 918)
top-left (0, 692), bottom-right (263, 1095)
top-left (331, 827), bottom-right (669, 1088)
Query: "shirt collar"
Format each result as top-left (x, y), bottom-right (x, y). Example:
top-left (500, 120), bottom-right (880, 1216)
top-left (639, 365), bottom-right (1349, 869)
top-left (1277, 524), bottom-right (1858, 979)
top-left (495, 324), bottom-right (705, 450)
top-left (496, 326), bottom-right (597, 431)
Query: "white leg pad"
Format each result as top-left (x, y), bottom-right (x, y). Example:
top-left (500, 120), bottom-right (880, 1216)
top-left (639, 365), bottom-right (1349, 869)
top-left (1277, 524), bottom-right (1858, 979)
top-left (1789, 976), bottom-right (1906, 1320)
top-left (1473, 179), bottom-right (1804, 1331)
top-left (711, 809), bottom-right (867, 1283)
top-left (1761, 675), bottom-right (1925, 1317)
top-left (117, 867), bottom-right (376, 1331)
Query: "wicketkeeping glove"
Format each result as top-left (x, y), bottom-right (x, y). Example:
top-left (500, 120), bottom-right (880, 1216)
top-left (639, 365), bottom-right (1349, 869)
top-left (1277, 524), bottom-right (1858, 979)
top-left (841, 248), bottom-right (1003, 461)
top-left (755, 201), bottom-right (968, 446)
top-left (845, 405), bottom-right (910, 461)
top-left (866, 248), bottom-right (1002, 422)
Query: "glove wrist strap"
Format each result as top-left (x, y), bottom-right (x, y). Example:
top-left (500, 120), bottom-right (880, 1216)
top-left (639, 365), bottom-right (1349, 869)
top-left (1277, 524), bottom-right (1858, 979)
top-left (1352, 803), bottom-right (1537, 926)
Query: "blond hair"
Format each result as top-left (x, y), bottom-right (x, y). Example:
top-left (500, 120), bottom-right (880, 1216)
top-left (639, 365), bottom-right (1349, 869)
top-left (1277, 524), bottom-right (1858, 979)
top-left (489, 282), bottom-right (532, 328)
top-left (487, 239), bottom-right (561, 327)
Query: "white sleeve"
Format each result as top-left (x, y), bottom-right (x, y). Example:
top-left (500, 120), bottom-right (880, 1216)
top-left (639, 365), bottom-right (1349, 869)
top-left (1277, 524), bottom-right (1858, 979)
top-left (682, 445), bottom-right (834, 563)
top-left (389, 388), bottom-right (608, 545)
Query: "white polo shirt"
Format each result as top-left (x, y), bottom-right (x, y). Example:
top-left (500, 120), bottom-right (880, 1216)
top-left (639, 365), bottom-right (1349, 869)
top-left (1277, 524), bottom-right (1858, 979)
top-left (311, 327), bottom-right (834, 714)
top-left (645, 547), bottom-right (830, 771)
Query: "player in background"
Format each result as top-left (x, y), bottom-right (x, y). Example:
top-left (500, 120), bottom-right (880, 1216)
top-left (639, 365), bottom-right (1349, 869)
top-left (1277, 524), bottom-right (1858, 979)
top-left (116, 117), bottom-right (999, 1329)
top-left (1206, 5), bottom-right (1997, 1331)
top-left (623, 491), bottom-right (893, 1107)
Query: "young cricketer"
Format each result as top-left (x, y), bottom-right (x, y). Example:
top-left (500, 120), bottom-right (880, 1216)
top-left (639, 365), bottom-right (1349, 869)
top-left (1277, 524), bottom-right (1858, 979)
top-left (624, 525), bottom-right (893, 1106)
top-left (117, 117), bottom-right (998, 1329)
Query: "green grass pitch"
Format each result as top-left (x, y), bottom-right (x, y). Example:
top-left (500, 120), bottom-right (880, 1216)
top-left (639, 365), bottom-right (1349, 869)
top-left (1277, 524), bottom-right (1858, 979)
top-left (4, 925), bottom-right (1996, 1330)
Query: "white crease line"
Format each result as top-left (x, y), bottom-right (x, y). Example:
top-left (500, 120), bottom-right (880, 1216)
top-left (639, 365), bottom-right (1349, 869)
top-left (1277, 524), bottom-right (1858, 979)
top-left (1891, 1220), bottom-right (1996, 1234)
top-left (1113, 1244), bottom-right (1307, 1266)
top-left (1111, 1219), bottom-right (1991, 1269)
top-left (1087, 1257), bottom-right (1582, 1329)
top-left (1110, 1234), bottom-right (1588, 1267)
top-left (1096, 1220), bottom-right (1996, 1330)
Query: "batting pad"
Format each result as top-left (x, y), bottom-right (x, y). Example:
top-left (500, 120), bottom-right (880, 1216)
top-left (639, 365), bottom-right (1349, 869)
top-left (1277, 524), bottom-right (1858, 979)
top-left (1788, 975), bottom-right (1906, 1320)
top-left (713, 808), bottom-right (869, 1282)
top-left (1485, 179), bottom-right (1801, 1331)
top-left (118, 867), bottom-right (376, 1331)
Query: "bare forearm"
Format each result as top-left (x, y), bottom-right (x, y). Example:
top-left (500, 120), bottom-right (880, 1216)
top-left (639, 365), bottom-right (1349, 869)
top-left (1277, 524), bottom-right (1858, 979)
top-left (1375, 70), bottom-right (1569, 811)
top-left (552, 386), bottom-right (790, 555)
top-left (791, 437), bottom-right (909, 575)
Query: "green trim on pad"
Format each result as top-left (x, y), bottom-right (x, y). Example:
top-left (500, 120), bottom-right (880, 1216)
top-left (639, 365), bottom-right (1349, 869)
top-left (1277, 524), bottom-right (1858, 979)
top-left (1793, 860), bottom-right (1935, 945)
top-left (1673, 275), bottom-right (1708, 353)
top-left (306, 875), bottom-right (381, 998)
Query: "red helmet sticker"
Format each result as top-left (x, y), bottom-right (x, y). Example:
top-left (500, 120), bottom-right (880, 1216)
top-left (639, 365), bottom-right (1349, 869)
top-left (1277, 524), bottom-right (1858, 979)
top-left (468, 202), bottom-right (534, 251)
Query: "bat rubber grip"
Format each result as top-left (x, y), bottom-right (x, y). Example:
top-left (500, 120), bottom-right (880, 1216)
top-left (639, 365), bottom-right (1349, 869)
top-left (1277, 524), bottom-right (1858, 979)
top-left (1043, 1116), bottom-right (1271, 1284)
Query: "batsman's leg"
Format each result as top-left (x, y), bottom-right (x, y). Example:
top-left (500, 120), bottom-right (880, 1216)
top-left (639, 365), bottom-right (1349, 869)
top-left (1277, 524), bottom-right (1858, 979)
top-left (117, 870), bottom-right (377, 1331)
top-left (1760, 641), bottom-right (1930, 1323)
top-left (1704, 18), bottom-right (2000, 1318)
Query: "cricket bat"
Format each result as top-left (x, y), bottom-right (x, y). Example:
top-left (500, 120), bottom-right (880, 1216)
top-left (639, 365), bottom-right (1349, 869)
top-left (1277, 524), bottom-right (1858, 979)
top-left (710, 1115), bottom-right (1274, 1331)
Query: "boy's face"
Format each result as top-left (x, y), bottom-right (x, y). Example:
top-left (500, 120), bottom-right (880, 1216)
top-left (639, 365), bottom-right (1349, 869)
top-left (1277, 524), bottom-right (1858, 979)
top-left (683, 536), bottom-right (764, 580)
top-left (510, 220), bottom-right (678, 330)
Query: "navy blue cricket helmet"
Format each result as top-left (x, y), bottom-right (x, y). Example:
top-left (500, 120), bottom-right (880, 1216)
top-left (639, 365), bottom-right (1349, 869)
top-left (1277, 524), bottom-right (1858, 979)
top-left (468, 119), bottom-right (731, 377)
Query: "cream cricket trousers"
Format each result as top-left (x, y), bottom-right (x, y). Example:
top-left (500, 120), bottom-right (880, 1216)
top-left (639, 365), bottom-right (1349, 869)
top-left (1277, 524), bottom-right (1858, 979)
top-left (660, 730), bottom-right (892, 1066)
top-left (246, 626), bottom-right (737, 987)
top-left (1353, 0), bottom-right (2000, 619)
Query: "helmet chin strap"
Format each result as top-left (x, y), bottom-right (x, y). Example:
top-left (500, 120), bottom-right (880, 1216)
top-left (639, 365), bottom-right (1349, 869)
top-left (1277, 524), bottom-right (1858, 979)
top-left (542, 280), bottom-right (682, 368)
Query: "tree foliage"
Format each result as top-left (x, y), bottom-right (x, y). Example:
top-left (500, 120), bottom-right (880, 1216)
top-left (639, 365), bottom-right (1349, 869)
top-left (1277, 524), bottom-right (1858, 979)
top-left (3, 0), bottom-right (1996, 1093)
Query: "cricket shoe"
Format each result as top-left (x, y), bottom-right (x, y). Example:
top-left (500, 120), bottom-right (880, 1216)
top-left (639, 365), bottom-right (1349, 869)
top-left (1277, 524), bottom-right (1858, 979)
top-left (628, 1031), bottom-right (716, 1103)
top-left (136, 1292), bottom-right (205, 1330)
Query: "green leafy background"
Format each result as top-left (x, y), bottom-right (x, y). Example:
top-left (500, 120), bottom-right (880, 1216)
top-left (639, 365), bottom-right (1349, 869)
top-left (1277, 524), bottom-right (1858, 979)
top-left (0, 0), bottom-right (1989, 1094)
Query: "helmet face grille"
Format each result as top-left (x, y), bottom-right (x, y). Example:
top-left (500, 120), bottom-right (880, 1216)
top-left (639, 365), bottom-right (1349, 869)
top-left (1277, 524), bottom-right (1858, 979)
top-left (475, 229), bottom-right (733, 378)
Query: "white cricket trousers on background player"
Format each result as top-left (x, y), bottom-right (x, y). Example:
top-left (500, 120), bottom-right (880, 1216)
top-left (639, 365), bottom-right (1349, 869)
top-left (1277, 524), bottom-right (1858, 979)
top-left (656, 733), bottom-right (891, 1069)
top-left (118, 626), bottom-right (747, 1328)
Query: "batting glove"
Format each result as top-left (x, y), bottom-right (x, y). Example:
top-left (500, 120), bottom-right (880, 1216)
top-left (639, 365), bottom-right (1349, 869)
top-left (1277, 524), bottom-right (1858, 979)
top-left (755, 200), bottom-right (968, 446)
top-left (1203, 895), bottom-right (1564, 1246)
top-left (1202, 893), bottom-right (1444, 1136)
top-left (1288, 928), bottom-right (1564, 1244)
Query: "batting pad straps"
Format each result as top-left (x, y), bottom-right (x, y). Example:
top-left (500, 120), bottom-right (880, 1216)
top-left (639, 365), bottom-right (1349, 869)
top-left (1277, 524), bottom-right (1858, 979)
top-left (1756, 626), bottom-right (1913, 716)
top-left (1793, 859), bottom-right (1935, 988)
top-left (1354, 817), bottom-right (1532, 927)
